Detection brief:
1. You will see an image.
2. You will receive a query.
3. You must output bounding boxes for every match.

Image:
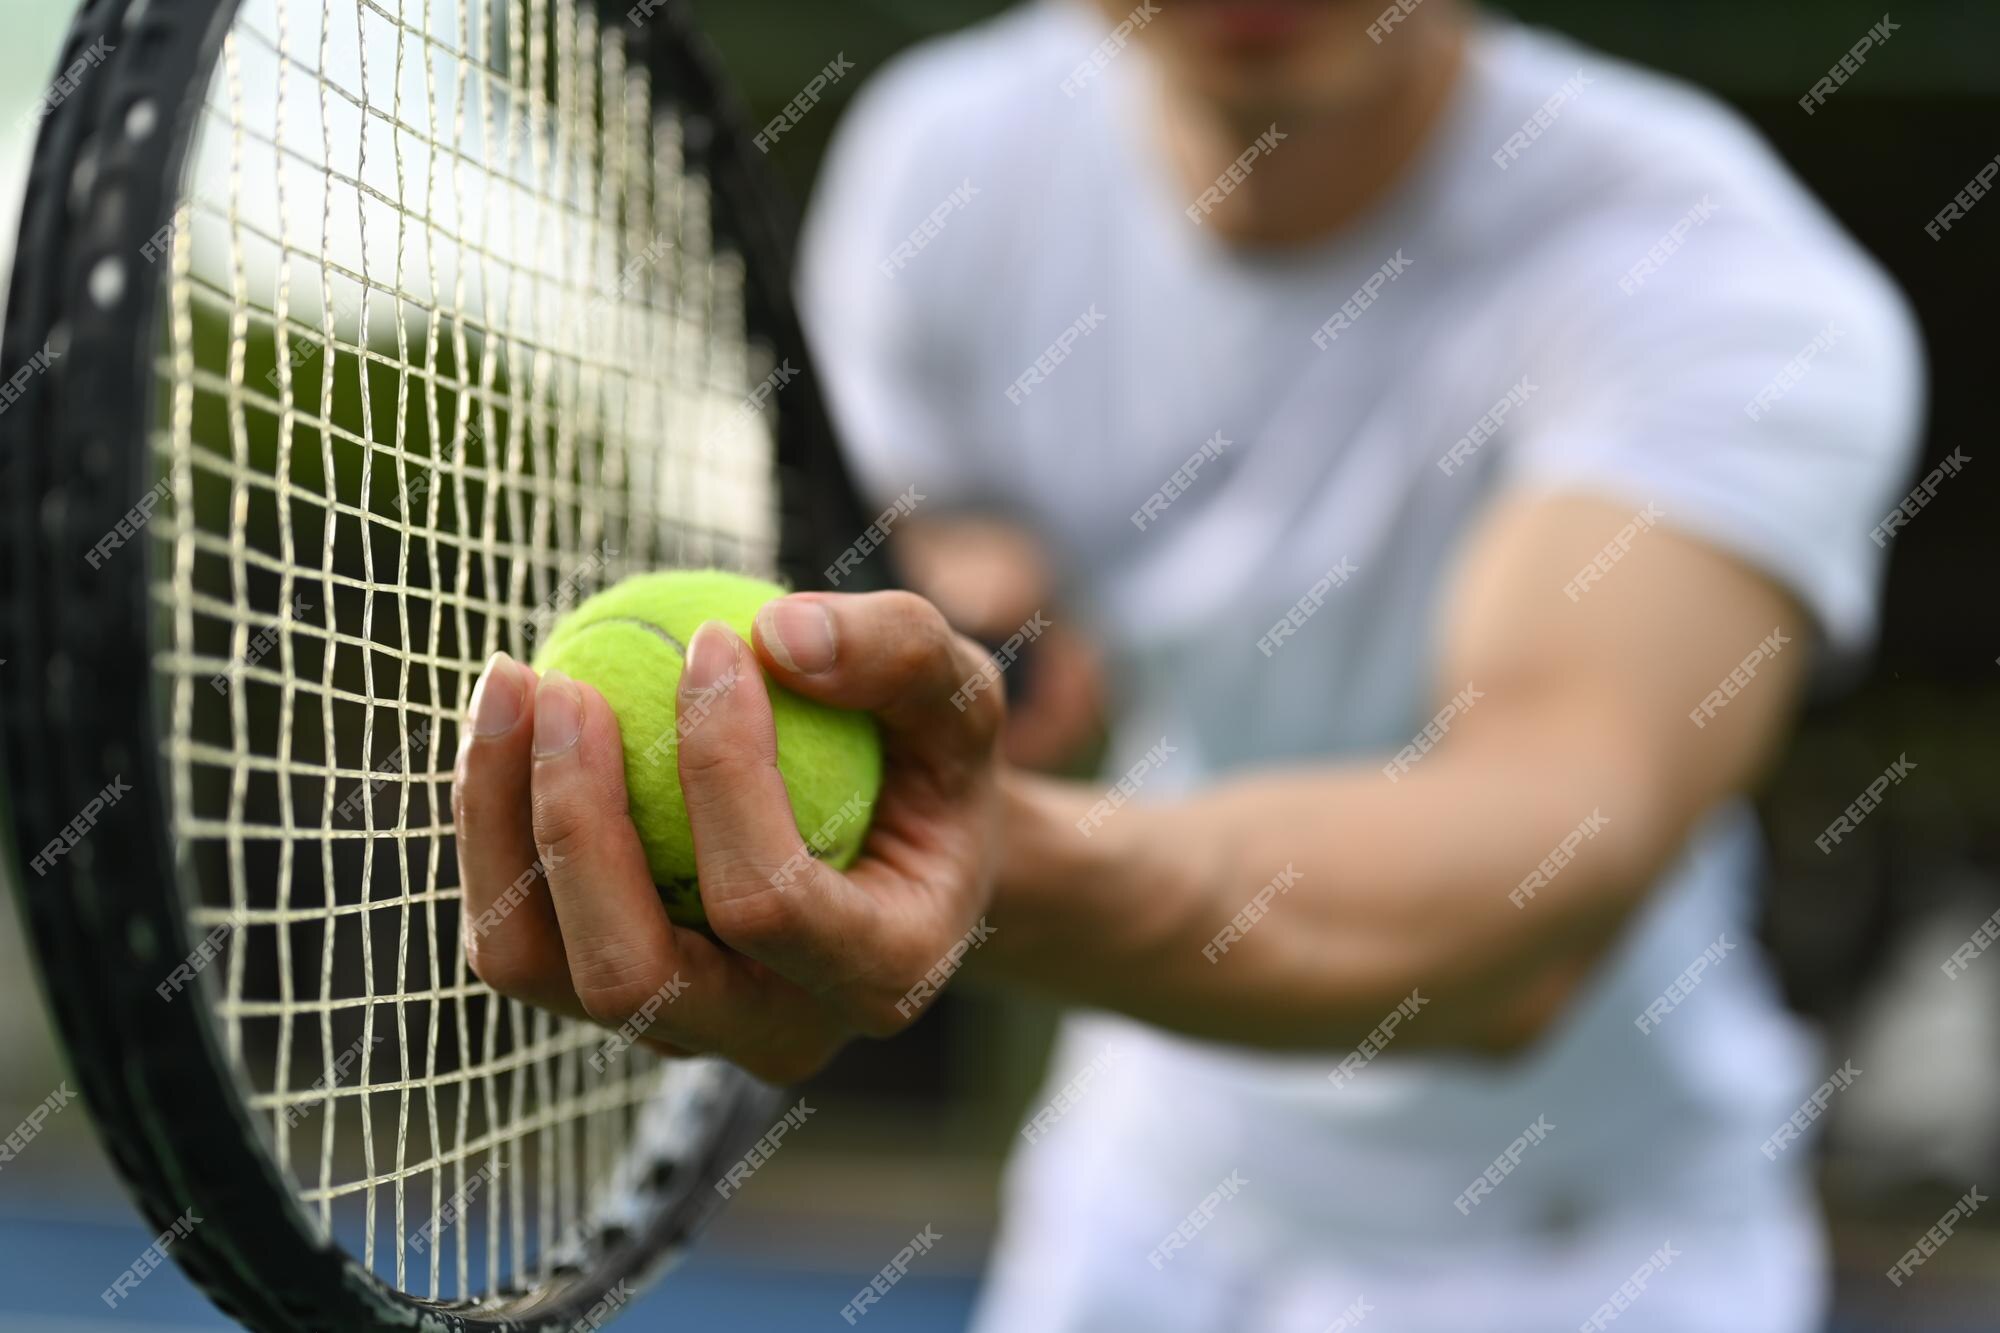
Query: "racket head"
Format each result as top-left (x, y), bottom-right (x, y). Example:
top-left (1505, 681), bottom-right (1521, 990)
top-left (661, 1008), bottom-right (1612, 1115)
top-left (0, 0), bottom-right (864, 1326)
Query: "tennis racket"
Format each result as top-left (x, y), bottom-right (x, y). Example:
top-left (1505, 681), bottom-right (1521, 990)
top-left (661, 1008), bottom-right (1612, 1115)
top-left (0, 0), bottom-right (872, 1327)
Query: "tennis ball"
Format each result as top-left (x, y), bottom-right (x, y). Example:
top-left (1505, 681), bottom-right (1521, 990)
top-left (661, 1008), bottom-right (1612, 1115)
top-left (530, 570), bottom-right (880, 925)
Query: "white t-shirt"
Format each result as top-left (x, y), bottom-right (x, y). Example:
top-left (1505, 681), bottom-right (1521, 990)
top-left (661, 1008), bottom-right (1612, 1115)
top-left (799, 5), bottom-right (1925, 1330)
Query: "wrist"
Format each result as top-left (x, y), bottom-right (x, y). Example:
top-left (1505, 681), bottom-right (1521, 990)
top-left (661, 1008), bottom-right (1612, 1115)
top-left (978, 770), bottom-right (1214, 993)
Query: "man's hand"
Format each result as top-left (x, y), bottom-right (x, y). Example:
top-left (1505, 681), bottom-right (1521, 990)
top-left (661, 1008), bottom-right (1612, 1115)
top-left (896, 516), bottom-right (1106, 771)
top-left (452, 591), bottom-right (1004, 1084)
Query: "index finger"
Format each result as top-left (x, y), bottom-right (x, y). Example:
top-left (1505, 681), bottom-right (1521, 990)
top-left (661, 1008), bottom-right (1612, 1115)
top-left (526, 669), bottom-right (849, 1077)
top-left (674, 622), bottom-right (925, 1030)
top-left (752, 590), bottom-right (1006, 780)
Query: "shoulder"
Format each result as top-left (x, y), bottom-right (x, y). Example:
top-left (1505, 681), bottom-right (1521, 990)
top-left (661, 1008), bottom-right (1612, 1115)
top-left (1470, 29), bottom-right (1926, 658)
top-left (1472, 21), bottom-right (1922, 399)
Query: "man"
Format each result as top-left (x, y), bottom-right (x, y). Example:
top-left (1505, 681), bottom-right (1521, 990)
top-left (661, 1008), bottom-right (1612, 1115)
top-left (452, 1), bottom-right (1923, 1328)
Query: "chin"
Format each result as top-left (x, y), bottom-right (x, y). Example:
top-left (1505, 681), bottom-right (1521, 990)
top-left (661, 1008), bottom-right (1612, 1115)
top-left (1141, 0), bottom-right (1413, 118)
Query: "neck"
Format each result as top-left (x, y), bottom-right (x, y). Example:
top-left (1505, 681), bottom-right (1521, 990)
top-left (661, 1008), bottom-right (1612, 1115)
top-left (1155, 13), bottom-right (1471, 250)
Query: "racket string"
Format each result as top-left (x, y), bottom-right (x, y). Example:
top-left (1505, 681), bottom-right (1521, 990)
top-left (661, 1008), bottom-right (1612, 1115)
top-left (155, 0), bottom-right (776, 1304)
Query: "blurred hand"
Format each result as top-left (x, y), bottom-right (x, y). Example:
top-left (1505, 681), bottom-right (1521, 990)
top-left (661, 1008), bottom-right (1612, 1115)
top-left (451, 591), bottom-right (1004, 1084)
top-left (897, 516), bottom-right (1106, 771)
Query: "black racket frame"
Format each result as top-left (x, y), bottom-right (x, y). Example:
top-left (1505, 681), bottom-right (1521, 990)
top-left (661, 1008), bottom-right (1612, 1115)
top-left (0, 0), bottom-right (869, 1328)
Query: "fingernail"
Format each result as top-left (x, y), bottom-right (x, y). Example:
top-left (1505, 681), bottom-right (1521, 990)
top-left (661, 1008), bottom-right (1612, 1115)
top-left (758, 599), bottom-right (836, 675)
top-left (534, 669), bottom-right (583, 757)
top-left (470, 652), bottom-right (525, 737)
top-left (683, 622), bottom-right (740, 693)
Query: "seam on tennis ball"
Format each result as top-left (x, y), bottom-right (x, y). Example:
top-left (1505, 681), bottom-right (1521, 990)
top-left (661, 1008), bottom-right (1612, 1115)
top-left (561, 616), bottom-right (687, 656)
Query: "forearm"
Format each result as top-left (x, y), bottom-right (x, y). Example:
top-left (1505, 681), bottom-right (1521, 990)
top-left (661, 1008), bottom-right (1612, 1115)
top-left (979, 707), bottom-right (1678, 1052)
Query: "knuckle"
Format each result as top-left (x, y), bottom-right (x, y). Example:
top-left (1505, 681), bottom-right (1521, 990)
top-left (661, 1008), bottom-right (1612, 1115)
top-left (705, 877), bottom-right (811, 952)
top-left (878, 588), bottom-right (947, 636)
top-left (827, 935), bottom-right (932, 1038)
top-left (463, 931), bottom-right (545, 1000)
top-left (529, 784), bottom-right (601, 867)
top-left (862, 592), bottom-right (954, 681)
top-left (675, 694), bottom-right (775, 788)
top-left (674, 718), bottom-right (720, 772)
top-left (573, 950), bottom-right (675, 1028)
top-left (951, 638), bottom-right (1008, 749)
top-left (676, 721), bottom-right (762, 783)
top-left (891, 600), bottom-right (953, 671)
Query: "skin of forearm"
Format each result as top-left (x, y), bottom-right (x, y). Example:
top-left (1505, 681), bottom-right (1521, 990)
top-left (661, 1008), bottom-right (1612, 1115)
top-left (976, 702), bottom-right (1688, 1054)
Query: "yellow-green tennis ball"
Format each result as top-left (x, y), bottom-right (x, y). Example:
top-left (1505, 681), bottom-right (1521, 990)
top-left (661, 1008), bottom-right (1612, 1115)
top-left (530, 570), bottom-right (881, 926)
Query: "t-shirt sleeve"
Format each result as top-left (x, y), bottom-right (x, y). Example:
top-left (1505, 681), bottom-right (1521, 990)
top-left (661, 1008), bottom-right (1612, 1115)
top-left (795, 59), bottom-right (989, 511)
top-left (1502, 214), bottom-right (1928, 669)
